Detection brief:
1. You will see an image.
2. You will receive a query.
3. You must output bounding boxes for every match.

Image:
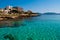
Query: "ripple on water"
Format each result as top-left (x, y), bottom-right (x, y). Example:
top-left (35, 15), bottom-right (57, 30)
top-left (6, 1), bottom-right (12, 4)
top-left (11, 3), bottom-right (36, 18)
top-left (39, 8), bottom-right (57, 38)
top-left (0, 15), bottom-right (60, 40)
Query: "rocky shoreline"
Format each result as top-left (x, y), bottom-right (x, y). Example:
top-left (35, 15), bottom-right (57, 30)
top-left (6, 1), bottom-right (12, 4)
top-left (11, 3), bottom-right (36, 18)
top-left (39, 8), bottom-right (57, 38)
top-left (0, 13), bottom-right (39, 21)
top-left (0, 6), bottom-right (40, 27)
top-left (0, 6), bottom-right (40, 21)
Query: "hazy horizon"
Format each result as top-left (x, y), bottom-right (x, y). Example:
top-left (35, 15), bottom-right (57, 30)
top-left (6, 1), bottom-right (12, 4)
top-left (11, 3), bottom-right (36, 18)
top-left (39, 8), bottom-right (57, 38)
top-left (0, 0), bottom-right (60, 13)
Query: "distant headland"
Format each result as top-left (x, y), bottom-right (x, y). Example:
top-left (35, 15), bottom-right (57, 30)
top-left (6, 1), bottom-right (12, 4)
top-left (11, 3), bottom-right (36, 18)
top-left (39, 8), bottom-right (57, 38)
top-left (0, 5), bottom-right (39, 20)
top-left (42, 12), bottom-right (60, 15)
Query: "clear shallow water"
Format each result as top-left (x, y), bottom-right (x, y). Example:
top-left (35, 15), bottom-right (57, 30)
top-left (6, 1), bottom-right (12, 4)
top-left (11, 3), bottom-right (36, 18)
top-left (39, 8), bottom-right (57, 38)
top-left (0, 15), bottom-right (60, 40)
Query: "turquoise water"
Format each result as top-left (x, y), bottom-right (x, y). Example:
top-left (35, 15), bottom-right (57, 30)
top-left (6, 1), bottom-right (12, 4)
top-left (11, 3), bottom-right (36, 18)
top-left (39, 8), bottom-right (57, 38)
top-left (0, 15), bottom-right (60, 40)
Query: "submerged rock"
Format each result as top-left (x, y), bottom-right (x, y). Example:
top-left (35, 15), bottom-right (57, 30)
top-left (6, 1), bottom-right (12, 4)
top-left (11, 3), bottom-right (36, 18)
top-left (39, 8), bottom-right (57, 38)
top-left (27, 37), bottom-right (33, 40)
top-left (4, 34), bottom-right (16, 40)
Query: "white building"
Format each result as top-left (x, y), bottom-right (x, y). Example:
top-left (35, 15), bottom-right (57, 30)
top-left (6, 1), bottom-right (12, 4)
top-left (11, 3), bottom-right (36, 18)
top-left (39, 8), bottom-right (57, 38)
top-left (3, 10), bottom-right (9, 14)
top-left (4, 5), bottom-right (13, 14)
top-left (5, 5), bottom-right (13, 10)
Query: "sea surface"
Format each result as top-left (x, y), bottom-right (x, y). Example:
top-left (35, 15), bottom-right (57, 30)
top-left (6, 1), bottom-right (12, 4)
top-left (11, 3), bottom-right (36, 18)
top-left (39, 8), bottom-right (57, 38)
top-left (0, 15), bottom-right (60, 40)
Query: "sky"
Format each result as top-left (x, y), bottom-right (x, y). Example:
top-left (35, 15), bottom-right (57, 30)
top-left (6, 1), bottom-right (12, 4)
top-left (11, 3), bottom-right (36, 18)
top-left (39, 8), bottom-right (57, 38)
top-left (0, 0), bottom-right (60, 13)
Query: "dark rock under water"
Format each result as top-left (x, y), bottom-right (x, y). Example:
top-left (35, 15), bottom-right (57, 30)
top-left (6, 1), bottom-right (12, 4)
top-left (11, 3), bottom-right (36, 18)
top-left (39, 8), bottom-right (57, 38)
top-left (4, 34), bottom-right (17, 40)
top-left (27, 37), bottom-right (33, 40)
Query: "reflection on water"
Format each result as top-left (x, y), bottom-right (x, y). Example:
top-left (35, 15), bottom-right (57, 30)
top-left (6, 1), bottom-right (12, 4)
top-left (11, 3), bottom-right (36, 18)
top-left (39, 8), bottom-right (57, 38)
top-left (0, 20), bottom-right (24, 28)
top-left (0, 17), bottom-right (34, 28)
top-left (0, 17), bottom-right (32, 28)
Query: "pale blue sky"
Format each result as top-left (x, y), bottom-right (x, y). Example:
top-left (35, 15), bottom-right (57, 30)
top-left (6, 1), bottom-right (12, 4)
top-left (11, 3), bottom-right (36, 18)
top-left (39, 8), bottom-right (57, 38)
top-left (0, 0), bottom-right (60, 13)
